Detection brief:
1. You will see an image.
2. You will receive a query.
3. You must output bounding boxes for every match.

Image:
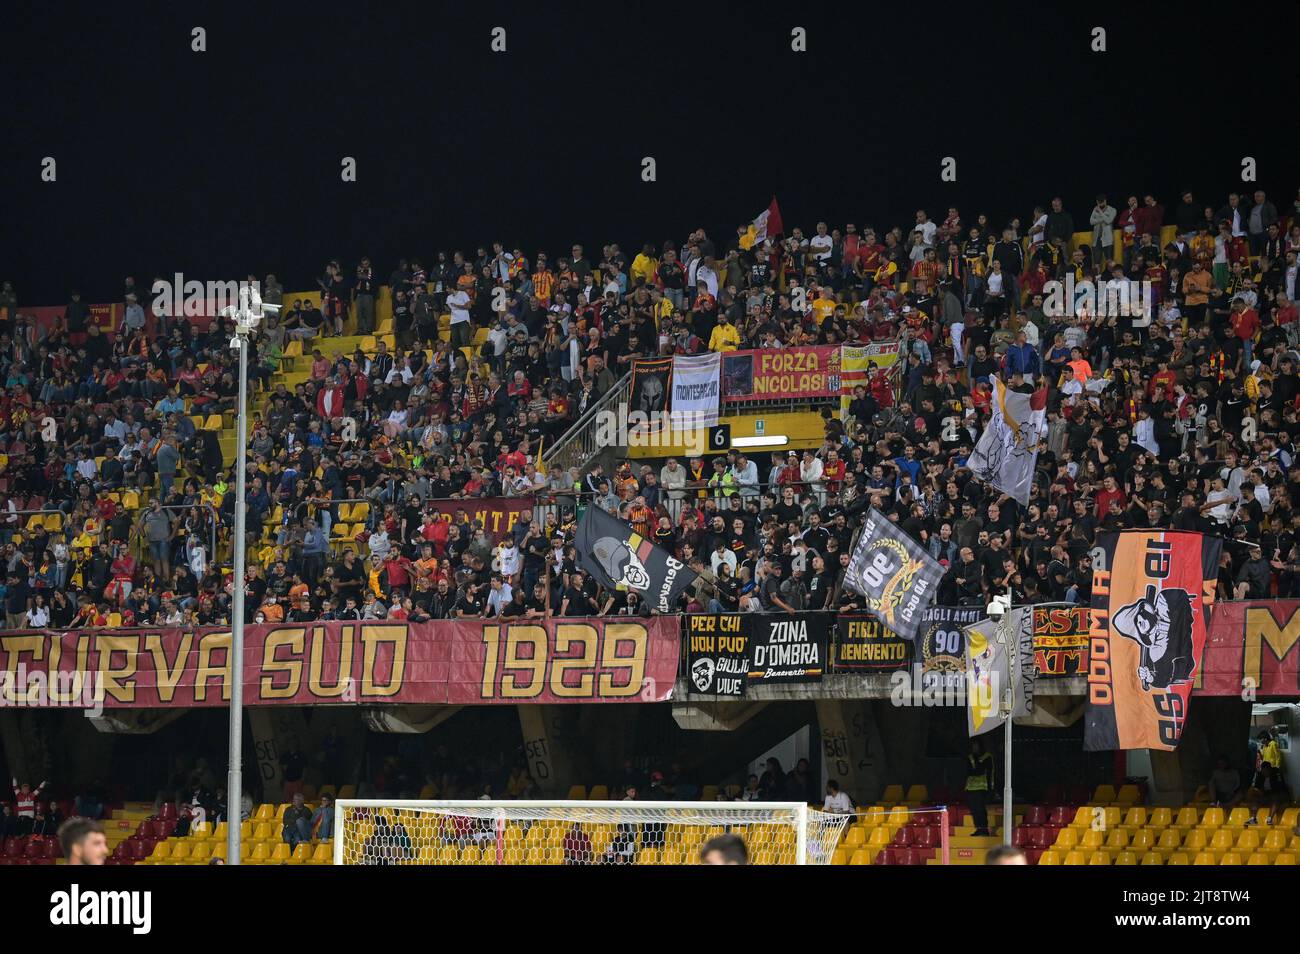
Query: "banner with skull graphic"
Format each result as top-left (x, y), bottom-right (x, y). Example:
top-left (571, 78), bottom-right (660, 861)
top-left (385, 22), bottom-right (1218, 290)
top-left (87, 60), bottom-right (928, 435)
top-left (576, 505), bottom-right (698, 614)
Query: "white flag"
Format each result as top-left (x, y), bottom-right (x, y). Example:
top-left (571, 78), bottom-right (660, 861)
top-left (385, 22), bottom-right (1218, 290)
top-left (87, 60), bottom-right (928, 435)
top-left (670, 352), bottom-right (721, 428)
top-left (967, 377), bottom-right (1047, 505)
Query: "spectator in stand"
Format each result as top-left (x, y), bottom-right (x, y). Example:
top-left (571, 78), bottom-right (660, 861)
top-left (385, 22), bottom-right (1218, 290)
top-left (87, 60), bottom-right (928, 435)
top-left (282, 792), bottom-right (314, 850)
top-left (12, 776), bottom-right (47, 835)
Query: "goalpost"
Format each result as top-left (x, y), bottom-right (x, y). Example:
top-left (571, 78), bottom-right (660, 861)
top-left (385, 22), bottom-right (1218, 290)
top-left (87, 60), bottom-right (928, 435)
top-left (333, 800), bottom-right (850, 866)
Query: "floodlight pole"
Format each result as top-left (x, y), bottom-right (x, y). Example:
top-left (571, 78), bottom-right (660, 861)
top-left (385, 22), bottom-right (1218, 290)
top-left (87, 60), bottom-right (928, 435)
top-left (999, 590), bottom-right (1015, 847)
top-left (226, 285), bottom-right (269, 866)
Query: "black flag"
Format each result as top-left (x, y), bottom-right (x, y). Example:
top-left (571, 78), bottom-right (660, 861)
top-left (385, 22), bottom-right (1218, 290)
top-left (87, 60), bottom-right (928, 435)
top-left (575, 505), bottom-right (698, 614)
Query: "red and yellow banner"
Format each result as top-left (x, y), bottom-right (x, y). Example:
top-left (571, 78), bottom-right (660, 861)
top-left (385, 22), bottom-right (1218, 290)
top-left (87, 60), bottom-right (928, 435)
top-left (1032, 605), bottom-right (1090, 677)
top-left (424, 497), bottom-right (537, 542)
top-left (1084, 531), bottom-right (1221, 751)
top-left (720, 345), bottom-right (841, 402)
top-left (0, 618), bottom-right (680, 709)
top-left (1200, 600), bottom-right (1300, 697)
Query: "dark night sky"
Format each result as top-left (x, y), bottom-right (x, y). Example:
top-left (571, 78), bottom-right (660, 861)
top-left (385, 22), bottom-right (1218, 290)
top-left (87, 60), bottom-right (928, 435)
top-left (1, 3), bottom-right (1293, 304)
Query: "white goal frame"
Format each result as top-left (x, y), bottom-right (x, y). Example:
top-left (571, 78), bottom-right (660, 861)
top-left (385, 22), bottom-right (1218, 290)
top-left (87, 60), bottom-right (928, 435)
top-left (333, 799), bottom-right (844, 865)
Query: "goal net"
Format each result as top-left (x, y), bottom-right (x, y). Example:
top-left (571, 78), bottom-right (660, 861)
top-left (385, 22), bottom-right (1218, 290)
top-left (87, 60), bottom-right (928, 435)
top-left (333, 800), bottom-right (850, 866)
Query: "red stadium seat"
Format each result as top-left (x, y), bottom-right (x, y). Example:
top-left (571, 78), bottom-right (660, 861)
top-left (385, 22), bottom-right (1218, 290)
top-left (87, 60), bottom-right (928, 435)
top-left (24, 840), bottom-right (45, 859)
top-left (159, 803), bottom-right (178, 820)
top-left (1043, 785), bottom-right (1065, 805)
top-left (891, 827), bottom-right (913, 847)
top-left (1047, 806), bottom-right (1073, 827)
top-left (1024, 806), bottom-right (1048, 826)
top-left (898, 849), bottom-right (926, 866)
top-left (3, 838), bottom-right (22, 858)
top-left (1067, 785), bottom-right (1092, 805)
top-left (911, 826), bottom-right (938, 850)
top-left (43, 839), bottom-right (60, 859)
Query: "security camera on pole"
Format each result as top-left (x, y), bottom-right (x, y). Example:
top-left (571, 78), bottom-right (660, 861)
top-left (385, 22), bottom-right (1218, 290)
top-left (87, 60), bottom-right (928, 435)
top-left (224, 282), bottom-right (278, 865)
top-left (986, 591), bottom-right (1014, 846)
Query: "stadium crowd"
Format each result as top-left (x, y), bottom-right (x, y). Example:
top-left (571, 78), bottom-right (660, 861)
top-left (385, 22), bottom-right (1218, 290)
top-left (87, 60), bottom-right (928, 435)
top-left (1, 186), bottom-right (1300, 628)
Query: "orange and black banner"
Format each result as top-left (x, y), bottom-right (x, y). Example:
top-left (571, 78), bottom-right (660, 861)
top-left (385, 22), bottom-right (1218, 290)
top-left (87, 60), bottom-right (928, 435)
top-left (1084, 531), bottom-right (1222, 751)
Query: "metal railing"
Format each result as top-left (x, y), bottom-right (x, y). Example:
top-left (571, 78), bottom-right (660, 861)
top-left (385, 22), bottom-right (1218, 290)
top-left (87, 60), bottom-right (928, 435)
top-left (540, 370), bottom-right (633, 476)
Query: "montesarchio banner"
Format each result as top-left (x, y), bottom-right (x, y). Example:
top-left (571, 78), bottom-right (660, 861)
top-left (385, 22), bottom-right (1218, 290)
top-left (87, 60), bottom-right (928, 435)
top-left (1084, 531), bottom-right (1222, 751)
top-left (575, 505), bottom-right (697, 613)
top-left (685, 613), bottom-right (749, 696)
top-left (747, 612), bottom-right (830, 684)
top-left (0, 618), bottom-right (681, 708)
top-left (844, 508), bottom-right (944, 641)
top-left (831, 616), bottom-right (912, 672)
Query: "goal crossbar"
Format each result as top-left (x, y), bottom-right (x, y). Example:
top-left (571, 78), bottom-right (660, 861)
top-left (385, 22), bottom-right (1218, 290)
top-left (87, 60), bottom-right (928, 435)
top-left (333, 799), bottom-right (848, 866)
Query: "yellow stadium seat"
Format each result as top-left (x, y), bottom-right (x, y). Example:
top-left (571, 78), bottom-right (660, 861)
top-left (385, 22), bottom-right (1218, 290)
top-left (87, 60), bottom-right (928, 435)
top-left (275, 804), bottom-right (290, 821)
top-left (1166, 853), bottom-right (1189, 866)
top-left (1235, 830), bottom-right (1260, 853)
top-left (1182, 830), bottom-right (1208, 853)
top-left (204, 414), bottom-right (223, 431)
top-left (904, 784), bottom-right (928, 804)
top-left (1219, 852), bottom-right (1243, 866)
top-left (43, 513), bottom-right (63, 531)
top-left (1081, 830), bottom-right (1105, 850)
top-left (1263, 830), bottom-right (1287, 852)
top-left (1255, 808), bottom-right (1274, 827)
top-left (1246, 853), bottom-right (1271, 866)
top-left (831, 848), bottom-right (848, 866)
top-left (589, 785), bottom-right (609, 801)
top-left (1088, 851), bottom-right (1110, 866)
top-left (867, 827), bottom-right (892, 848)
top-left (1069, 806), bottom-right (1093, 828)
top-left (1209, 830), bottom-right (1235, 853)
top-left (1224, 807), bottom-right (1251, 829)
top-left (190, 842), bottom-right (211, 862)
top-left (254, 804), bottom-right (275, 822)
top-left (567, 785), bottom-right (587, 800)
top-left (1147, 807), bottom-right (1172, 828)
top-left (272, 843), bottom-right (292, 862)
top-left (1100, 806), bottom-right (1121, 829)
top-left (250, 843), bottom-right (272, 864)
top-left (1114, 851), bottom-right (1138, 866)
top-left (170, 842), bottom-right (192, 862)
top-left (1172, 806), bottom-right (1198, 830)
top-left (311, 842), bottom-right (333, 865)
top-left (211, 822), bottom-right (228, 844)
top-left (1052, 828), bottom-right (1079, 850)
top-left (1093, 785), bottom-right (1117, 804)
top-left (880, 785), bottom-right (905, 804)
top-left (849, 849), bottom-right (873, 866)
top-left (1156, 830), bottom-right (1182, 853)
top-left (1037, 850), bottom-right (1060, 866)
top-left (1192, 852), bottom-right (1216, 866)
top-left (146, 842), bottom-right (172, 863)
top-left (1275, 853), bottom-right (1296, 866)
top-left (253, 823), bottom-right (275, 842)
top-left (331, 521), bottom-right (351, 539)
top-left (843, 827), bottom-right (866, 848)
top-left (210, 842), bottom-right (227, 861)
top-left (188, 821), bottom-right (212, 840)
top-left (290, 843), bottom-right (312, 864)
top-left (1103, 830), bottom-right (1129, 852)
top-left (1120, 807), bottom-right (1147, 829)
top-left (350, 502), bottom-right (370, 523)
top-left (1063, 851), bottom-right (1087, 866)
top-left (1128, 829), bottom-right (1155, 851)
top-left (283, 339), bottom-right (303, 357)
top-left (1197, 807), bottom-right (1225, 830)
top-left (1140, 852), bottom-right (1162, 866)
top-left (1114, 785), bottom-right (1141, 806)
top-left (1276, 808), bottom-right (1300, 829)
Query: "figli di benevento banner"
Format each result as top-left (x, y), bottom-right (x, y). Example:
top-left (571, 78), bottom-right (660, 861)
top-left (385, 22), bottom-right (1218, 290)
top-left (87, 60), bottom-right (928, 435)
top-left (831, 616), bottom-right (912, 672)
top-left (685, 614), bottom-right (749, 696)
top-left (1084, 531), bottom-right (1222, 751)
top-left (1032, 604), bottom-right (1090, 677)
top-left (0, 618), bottom-right (680, 708)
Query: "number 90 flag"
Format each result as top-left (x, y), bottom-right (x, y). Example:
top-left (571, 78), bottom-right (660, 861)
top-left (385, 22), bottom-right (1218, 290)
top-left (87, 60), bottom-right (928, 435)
top-left (844, 509), bottom-right (945, 642)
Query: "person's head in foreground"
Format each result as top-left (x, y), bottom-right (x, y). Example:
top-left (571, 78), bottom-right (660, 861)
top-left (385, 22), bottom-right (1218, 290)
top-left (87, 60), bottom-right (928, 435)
top-left (700, 833), bottom-right (748, 866)
top-left (60, 817), bottom-right (108, 865)
top-left (985, 845), bottom-right (1027, 866)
